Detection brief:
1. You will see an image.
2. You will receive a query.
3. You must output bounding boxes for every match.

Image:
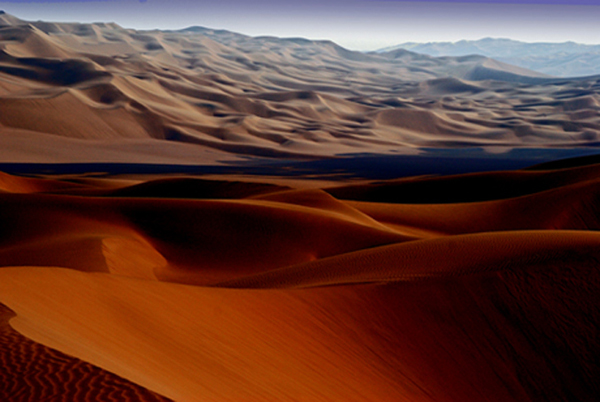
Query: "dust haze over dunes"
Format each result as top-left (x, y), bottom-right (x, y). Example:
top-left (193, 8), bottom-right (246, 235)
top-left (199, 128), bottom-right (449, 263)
top-left (1, 11), bottom-right (600, 402)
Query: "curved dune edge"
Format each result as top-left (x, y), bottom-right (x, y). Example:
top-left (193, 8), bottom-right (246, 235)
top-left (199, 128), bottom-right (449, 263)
top-left (0, 167), bottom-right (599, 400)
top-left (0, 171), bottom-right (89, 194)
top-left (0, 268), bottom-right (421, 402)
top-left (0, 192), bottom-right (416, 285)
top-left (0, 303), bottom-right (172, 401)
top-left (217, 230), bottom-right (600, 289)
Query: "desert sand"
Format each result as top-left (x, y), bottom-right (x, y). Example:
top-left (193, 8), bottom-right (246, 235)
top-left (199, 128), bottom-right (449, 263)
top-left (0, 12), bottom-right (599, 165)
top-left (1, 165), bottom-right (600, 401)
top-left (1, 12), bottom-right (600, 402)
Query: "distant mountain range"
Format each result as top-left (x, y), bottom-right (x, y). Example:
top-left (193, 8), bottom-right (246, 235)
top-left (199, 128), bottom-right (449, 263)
top-left (377, 38), bottom-right (600, 78)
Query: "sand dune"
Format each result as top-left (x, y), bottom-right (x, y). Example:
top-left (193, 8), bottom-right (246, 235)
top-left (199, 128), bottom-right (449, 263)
top-left (105, 177), bottom-right (290, 199)
top-left (0, 171), bottom-right (87, 193)
top-left (327, 161), bottom-right (600, 203)
top-left (1, 11), bottom-right (600, 402)
top-left (0, 191), bottom-right (411, 284)
top-left (0, 13), bottom-right (599, 164)
top-left (1, 253), bottom-right (598, 401)
top-left (0, 161), bottom-right (599, 400)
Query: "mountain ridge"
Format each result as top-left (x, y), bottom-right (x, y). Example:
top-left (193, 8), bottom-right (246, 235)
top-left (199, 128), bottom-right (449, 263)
top-left (377, 38), bottom-right (600, 77)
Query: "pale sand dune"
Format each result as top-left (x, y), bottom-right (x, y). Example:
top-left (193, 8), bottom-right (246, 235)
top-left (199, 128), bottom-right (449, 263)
top-left (0, 13), bottom-right (599, 163)
top-left (0, 128), bottom-right (235, 164)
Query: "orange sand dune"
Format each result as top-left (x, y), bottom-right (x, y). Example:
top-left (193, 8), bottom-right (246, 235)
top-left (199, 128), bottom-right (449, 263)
top-left (0, 171), bottom-right (88, 193)
top-left (0, 165), bottom-right (599, 401)
top-left (327, 162), bottom-right (600, 203)
top-left (346, 177), bottom-right (600, 235)
top-left (1, 261), bottom-right (598, 401)
top-left (0, 190), bottom-right (411, 284)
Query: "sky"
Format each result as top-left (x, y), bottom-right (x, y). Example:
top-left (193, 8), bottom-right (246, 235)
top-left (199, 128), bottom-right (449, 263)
top-left (1, 0), bottom-right (600, 50)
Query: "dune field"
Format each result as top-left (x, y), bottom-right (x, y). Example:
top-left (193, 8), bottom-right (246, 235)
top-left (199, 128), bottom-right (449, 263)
top-left (1, 12), bottom-right (600, 401)
top-left (0, 12), bottom-right (599, 164)
top-left (0, 164), bottom-right (599, 401)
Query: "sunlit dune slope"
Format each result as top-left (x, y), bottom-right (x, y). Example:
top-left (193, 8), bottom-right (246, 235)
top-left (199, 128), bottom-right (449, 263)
top-left (1, 259), bottom-right (598, 402)
top-left (1, 9), bottom-right (600, 402)
top-left (0, 171), bottom-right (88, 193)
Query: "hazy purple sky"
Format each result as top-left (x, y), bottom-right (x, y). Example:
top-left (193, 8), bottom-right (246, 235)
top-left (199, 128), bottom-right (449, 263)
top-left (1, 0), bottom-right (599, 49)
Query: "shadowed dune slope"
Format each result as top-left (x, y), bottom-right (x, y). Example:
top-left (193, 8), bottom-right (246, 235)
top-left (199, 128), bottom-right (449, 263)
top-left (327, 162), bottom-right (600, 203)
top-left (103, 177), bottom-right (291, 199)
top-left (346, 177), bottom-right (600, 235)
top-left (2, 11), bottom-right (600, 401)
top-left (218, 230), bottom-right (600, 288)
top-left (0, 189), bottom-right (412, 284)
